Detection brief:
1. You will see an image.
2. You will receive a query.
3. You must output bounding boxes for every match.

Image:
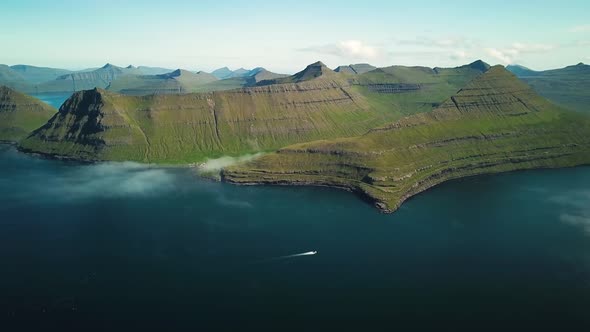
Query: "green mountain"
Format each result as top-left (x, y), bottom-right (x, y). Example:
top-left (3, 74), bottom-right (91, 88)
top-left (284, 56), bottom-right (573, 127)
top-left (34, 63), bottom-right (141, 93)
top-left (223, 66), bottom-right (590, 213)
top-left (198, 68), bottom-right (288, 92)
top-left (18, 60), bottom-right (491, 163)
top-left (108, 69), bottom-right (219, 95)
top-left (211, 67), bottom-right (252, 79)
top-left (0, 86), bottom-right (57, 142)
top-left (108, 67), bottom-right (288, 95)
top-left (9, 65), bottom-right (72, 84)
top-left (246, 67), bottom-right (288, 82)
top-left (137, 66), bottom-right (175, 75)
top-left (334, 63), bottom-right (377, 75)
top-left (347, 60), bottom-right (492, 117)
top-left (257, 61), bottom-right (338, 85)
top-left (507, 63), bottom-right (590, 113)
top-left (211, 67), bottom-right (234, 79)
top-left (506, 64), bottom-right (538, 77)
top-left (232, 68), bottom-right (250, 77)
top-left (0, 65), bottom-right (29, 91)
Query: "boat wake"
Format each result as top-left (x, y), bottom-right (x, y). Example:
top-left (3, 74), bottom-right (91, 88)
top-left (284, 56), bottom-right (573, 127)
top-left (251, 251), bottom-right (317, 264)
top-left (276, 251), bottom-right (317, 259)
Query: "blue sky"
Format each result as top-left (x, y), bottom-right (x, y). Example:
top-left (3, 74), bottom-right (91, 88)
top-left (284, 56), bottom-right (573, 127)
top-left (1, 0), bottom-right (589, 72)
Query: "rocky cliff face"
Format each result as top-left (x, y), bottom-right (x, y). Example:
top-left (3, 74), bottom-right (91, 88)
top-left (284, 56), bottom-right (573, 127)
top-left (0, 86), bottom-right (57, 142)
top-left (223, 66), bottom-right (590, 213)
top-left (18, 61), bottom-right (493, 163)
top-left (19, 77), bottom-right (380, 163)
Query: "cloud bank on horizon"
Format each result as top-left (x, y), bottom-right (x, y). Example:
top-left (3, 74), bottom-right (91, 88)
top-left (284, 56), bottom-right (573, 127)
top-left (0, 0), bottom-right (588, 72)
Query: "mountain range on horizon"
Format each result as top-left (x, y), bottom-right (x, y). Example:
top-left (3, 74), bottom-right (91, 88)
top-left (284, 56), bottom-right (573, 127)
top-left (2, 60), bottom-right (589, 109)
top-left (506, 63), bottom-right (590, 113)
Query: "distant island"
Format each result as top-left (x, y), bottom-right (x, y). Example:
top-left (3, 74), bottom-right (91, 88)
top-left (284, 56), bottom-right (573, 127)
top-left (1, 60), bottom-right (589, 212)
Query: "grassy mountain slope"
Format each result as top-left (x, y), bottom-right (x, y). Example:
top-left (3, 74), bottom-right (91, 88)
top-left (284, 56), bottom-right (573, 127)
top-left (34, 64), bottom-right (141, 93)
top-left (0, 86), bottom-right (57, 142)
top-left (18, 61), bottom-right (491, 163)
top-left (9, 65), bottom-right (72, 84)
top-left (210, 67), bottom-right (279, 80)
top-left (0, 65), bottom-right (29, 91)
top-left (508, 63), bottom-right (590, 113)
top-left (348, 60), bottom-right (491, 119)
top-left (334, 63), bottom-right (377, 74)
top-left (211, 67), bottom-right (234, 79)
top-left (196, 68), bottom-right (288, 92)
top-left (109, 68), bottom-right (288, 95)
top-left (19, 80), bottom-right (380, 163)
top-left (137, 66), bottom-right (175, 75)
top-left (108, 69), bottom-right (218, 95)
top-left (223, 66), bottom-right (590, 213)
top-left (257, 61), bottom-right (339, 85)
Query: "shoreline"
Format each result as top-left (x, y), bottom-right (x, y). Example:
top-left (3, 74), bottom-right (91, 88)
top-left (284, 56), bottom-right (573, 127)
top-left (4, 142), bottom-right (590, 214)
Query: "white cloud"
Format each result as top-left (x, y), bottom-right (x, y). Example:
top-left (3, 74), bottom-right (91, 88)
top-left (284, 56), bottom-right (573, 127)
top-left (397, 36), bottom-right (478, 49)
top-left (394, 36), bottom-right (479, 62)
top-left (570, 24), bottom-right (590, 33)
top-left (301, 40), bottom-right (384, 60)
top-left (338, 40), bottom-right (381, 59)
top-left (485, 42), bottom-right (556, 64)
top-left (450, 50), bottom-right (470, 61)
top-left (485, 48), bottom-right (513, 64)
top-left (511, 42), bottom-right (555, 53)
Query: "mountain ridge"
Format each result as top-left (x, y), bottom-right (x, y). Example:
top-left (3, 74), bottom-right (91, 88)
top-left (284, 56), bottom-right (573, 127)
top-left (508, 62), bottom-right (590, 113)
top-left (223, 66), bottom-right (590, 212)
top-left (0, 86), bottom-right (57, 142)
top-left (17, 60), bottom-right (493, 163)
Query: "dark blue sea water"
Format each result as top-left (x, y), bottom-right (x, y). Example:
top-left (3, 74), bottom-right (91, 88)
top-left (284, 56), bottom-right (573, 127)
top-left (33, 93), bottom-right (72, 109)
top-left (1, 144), bottom-right (590, 331)
top-left (5, 92), bottom-right (590, 329)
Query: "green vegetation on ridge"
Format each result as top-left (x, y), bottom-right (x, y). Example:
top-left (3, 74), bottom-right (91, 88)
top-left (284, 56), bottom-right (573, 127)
top-left (18, 61), bottom-right (490, 163)
top-left (507, 63), bottom-right (590, 113)
top-left (107, 69), bottom-right (219, 95)
top-left (0, 86), bottom-right (57, 142)
top-left (223, 66), bottom-right (590, 213)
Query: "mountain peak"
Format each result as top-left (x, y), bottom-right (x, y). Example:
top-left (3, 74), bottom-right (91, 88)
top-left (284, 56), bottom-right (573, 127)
top-left (309, 61), bottom-right (328, 68)
top-left (291, 61), bottom-right (335, 81)
top-left (211, 67), bottom-right (234, 79)
top-left (159, 69), bottom-right (193, 78)
top-left (466, 60), bottom-right (491, 72)
top-left (334, 63), bottom-right (377, 74)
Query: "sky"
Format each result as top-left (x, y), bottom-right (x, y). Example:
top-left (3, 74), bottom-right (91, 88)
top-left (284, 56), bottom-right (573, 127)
top-left (1, 0), bottom-right (589, 73)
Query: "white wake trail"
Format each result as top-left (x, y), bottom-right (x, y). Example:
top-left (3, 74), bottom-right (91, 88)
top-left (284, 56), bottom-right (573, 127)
top-left (251, 251), bottom-right (318, 264)
top-left (276, 251), bottom-right (317, 259)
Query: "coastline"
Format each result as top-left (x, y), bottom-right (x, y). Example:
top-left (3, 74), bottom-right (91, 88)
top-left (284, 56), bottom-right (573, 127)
top-left (5, 141), bottom-right (590, 214)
